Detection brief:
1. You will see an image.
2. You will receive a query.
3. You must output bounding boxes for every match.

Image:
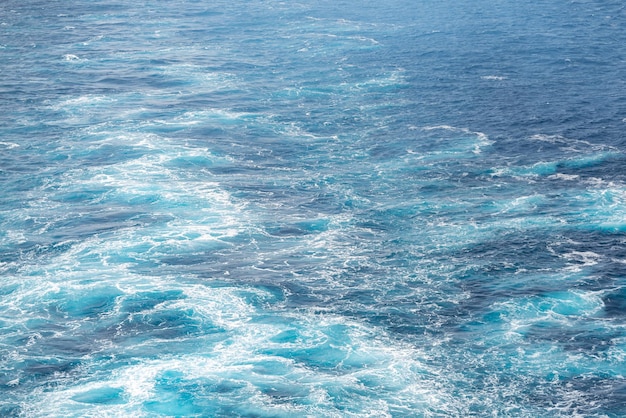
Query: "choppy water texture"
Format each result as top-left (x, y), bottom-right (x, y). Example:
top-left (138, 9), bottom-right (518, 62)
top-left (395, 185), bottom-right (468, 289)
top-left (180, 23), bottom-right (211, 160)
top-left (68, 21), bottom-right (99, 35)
top-left (1, 0), bottom-right (626, 416)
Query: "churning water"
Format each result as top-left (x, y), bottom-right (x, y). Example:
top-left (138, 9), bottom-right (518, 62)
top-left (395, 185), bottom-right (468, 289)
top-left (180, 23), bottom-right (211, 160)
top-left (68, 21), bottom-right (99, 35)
top-left (1, 0), bottom-right (626, 416)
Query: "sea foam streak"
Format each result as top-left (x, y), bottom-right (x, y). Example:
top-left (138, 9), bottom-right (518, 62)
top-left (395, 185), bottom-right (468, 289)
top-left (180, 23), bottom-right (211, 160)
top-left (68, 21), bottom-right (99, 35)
top-left (1, 0), bottom-right (626, 416)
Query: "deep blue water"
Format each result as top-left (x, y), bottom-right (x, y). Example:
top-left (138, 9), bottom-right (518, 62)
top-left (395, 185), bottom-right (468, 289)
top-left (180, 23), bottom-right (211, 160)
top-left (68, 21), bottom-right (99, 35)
top-left (1, 0), bottom-right (626, 416)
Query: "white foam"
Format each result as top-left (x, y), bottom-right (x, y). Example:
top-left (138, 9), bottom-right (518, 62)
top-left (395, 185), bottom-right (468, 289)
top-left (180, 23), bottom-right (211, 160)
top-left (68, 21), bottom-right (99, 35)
top-left (481, 75), bottom-right (507, 81)
top-left (493, 289), bottom-right (604, 328)
top-left (169, 108), bottom-right (255, 126)
top-left (573, 185), bottom-right (626, 231)
top-left (548, 173), bottom-right (579, 181)
top-left (495, 194), bottom-right (544, 214)
top-left (421, 125), bottom-right (493, 153)
top-left (62, 54), bottom-right (80, 61)
top-left (16, 292), bottom-right (453, 416)
top-left (530, 133), bottom-right (619, 153)
top-left (49, 95), bottom-right (115, 113)
top-left (348, 35), bottom-right (380, 45)
top-left (562, 251), bottom-right (603, 272)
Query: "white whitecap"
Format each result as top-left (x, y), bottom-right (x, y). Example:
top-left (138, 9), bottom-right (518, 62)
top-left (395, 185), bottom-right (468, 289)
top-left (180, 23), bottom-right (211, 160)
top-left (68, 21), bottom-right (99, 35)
top-left (481, 75), bottom-right (507, 81)
top-left (562, 251), bottom-right (603, 272)
top-left (420, 125), bottom-right (493, 154)
top-left (0, 141), bottom-right (19, 149)
top-left (547, 173), bottom-right (579, 181)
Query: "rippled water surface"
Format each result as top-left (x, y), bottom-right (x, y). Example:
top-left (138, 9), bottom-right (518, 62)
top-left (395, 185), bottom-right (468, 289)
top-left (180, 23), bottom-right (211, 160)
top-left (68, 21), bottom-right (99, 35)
top-left (1, 0), bottom-right (626, 416)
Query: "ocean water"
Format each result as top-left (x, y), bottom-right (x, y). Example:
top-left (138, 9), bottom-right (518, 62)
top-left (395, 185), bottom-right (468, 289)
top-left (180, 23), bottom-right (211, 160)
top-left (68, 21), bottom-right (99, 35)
top-left (1, 0), bottom-right (626, 416)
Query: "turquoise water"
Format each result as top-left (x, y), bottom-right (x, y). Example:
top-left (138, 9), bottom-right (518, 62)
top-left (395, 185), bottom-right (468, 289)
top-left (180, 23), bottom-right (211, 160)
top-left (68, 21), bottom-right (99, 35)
top-left (1, 0), bottom-right (626, 416)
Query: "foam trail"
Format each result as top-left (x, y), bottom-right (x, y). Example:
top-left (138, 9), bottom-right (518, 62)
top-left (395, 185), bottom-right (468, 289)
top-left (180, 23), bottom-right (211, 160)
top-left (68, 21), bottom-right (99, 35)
top-left (2, 0), bottom-right (626, 416)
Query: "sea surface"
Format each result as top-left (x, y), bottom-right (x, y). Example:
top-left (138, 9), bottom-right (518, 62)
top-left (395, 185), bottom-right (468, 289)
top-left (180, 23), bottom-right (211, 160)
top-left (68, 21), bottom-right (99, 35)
top-left (1, 0), bottom-right (626, 416)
